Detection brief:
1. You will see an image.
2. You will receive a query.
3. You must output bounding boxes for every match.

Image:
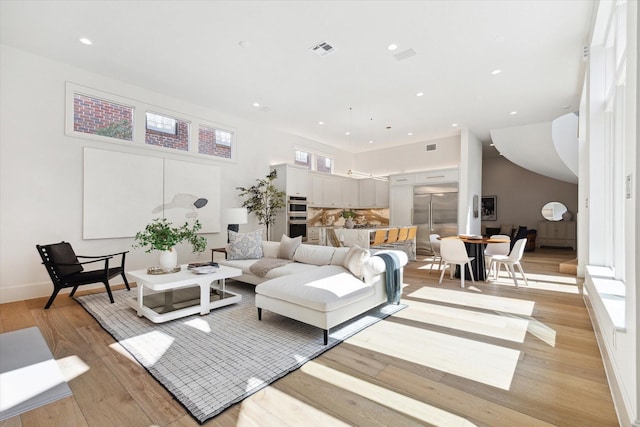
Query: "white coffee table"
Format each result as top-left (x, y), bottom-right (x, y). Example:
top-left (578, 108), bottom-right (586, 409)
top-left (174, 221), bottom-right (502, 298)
top-left (126, 264), bottom-right (242, 323)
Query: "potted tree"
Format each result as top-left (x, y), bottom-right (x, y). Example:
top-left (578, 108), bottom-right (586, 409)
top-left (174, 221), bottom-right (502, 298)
top-left (134, 218), bottom-right (207, 271)
top-left (237, 170), bottom-right (286, 240)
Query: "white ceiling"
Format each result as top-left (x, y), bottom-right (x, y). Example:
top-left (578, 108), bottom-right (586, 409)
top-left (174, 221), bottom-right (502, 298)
top-left (0, 0), bottom-right (594, 154)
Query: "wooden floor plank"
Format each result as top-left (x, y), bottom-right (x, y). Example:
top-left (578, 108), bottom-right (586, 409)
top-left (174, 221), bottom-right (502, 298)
top-left (0, 248), bottom-right (620, 426)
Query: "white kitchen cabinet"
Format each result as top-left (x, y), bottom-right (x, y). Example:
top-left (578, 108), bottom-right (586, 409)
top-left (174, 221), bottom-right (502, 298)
top-left (309, 173), bottom-right (324, 206)
top-left (341, 178), bottom-right (359, 207)
top-left (390, 186), bottom-right (414, 226)
top-left (536, 220), bottom-right (576, 249)
top-left (414, 168), bottom-right (458, 184)
top-left (389, 174), bottom-right (415, 186)
top-left (359, 178), bottom-right (389, 207)
top-left (309, 173), bottom-right (343, 207)
top-left (270, 163), bottom-right (310, 196)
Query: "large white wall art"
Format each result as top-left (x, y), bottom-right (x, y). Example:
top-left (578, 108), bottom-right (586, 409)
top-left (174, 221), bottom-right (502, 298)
top-left (83, 147), bottom-right (220, 239)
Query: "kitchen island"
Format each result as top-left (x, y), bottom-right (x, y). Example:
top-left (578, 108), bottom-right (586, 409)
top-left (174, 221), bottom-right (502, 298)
top-left (318, 227), bottom-right (415, 260)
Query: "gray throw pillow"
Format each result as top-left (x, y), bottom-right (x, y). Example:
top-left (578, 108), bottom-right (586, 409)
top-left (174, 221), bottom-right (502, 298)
top-left (227, 229), bottom-right (264, 260)
top-left (278, 234), bottom-right (302, 260)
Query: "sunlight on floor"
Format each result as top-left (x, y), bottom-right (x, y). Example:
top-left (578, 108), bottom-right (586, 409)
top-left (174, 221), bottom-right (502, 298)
top-left (488, 271), bottom-right (580, 294)
top-left (302, 361), bottom-right (479, 427)
top-left (409, 287), bottom-right (535, 316)
top-left (348, 321), bottom-right (520, 391)
top-left (395, 299), bottom-right (528, 343)
top-left (495, 312), bottom-right (557, 347)
top-left (56, 355), bottom-right (90, 382)
top-left (183, 317), bottom-right (212, 333)
top-left (109, 342), bottom-right (141, 365)
top-left (238, 383), bottom-right (351, 426)
top-left (116, 331), bottom-right (174, 366)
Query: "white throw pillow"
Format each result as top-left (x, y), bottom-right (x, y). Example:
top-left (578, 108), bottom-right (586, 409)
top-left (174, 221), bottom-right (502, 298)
top-left (227, 229), bottom-right (264, 260)
top-left (293, 244), bottom-right (335, 266)
top-left (343, 244), bottom-right (370, 280)
top-left (278, 234), bottom-right (302, 260)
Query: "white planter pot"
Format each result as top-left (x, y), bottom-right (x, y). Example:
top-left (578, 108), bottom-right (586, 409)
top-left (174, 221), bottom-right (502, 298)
top-left (159, 248), bottom-right (178, 270)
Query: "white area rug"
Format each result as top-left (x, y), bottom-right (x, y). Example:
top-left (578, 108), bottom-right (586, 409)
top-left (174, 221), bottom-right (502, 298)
top-left (0, 327), bottom-right (72, 421)
top-left (76, 282), bottom-right (405, 423)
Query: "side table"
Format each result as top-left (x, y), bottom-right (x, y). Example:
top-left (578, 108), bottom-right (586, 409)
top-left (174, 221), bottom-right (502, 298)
top-left (210, 247), bottom-right (227, 261)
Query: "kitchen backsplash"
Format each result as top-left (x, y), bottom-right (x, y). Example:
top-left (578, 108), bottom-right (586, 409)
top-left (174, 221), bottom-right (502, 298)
top-left (308, 207), bottom-right (389, 227)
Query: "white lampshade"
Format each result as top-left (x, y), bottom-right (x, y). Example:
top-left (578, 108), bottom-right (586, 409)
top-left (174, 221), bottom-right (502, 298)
top-left (223, 208), bottom-right (248, 225)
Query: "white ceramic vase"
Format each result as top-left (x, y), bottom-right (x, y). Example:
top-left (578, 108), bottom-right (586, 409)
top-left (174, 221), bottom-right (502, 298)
top-left (159, 247), bottom-right (178, 270)
top-left (345, 218), bottom-right (355, 229)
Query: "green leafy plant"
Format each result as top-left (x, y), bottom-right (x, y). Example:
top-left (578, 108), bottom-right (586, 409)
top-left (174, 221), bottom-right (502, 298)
top-left (341, 209), bottom-right (357, 219)
top-left (133, 218), bottom-right (207, 253)
top-left (95, 120), bottom-right (133, 140)
top-left (236, 170), bottom-right (286, 240)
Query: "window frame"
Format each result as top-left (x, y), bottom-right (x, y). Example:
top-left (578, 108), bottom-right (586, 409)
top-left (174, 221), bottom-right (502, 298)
top-left (65, 82), bottom-right (237, 162)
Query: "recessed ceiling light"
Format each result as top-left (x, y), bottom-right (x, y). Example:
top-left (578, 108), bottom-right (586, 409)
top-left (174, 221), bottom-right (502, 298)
top-left (318, 121), bottom-right (324, 125)
top-left (345, 131), bottom-right (350, 135)
top-left (252, 102), bottom-right (260, 107)
top-left (387, 43), bottom-right (398, 51)
top-left (451, 123), bottom-right (458, 127)
top-left (510, 111), bottom-right (518, 115)
top-left (369, 140), bottom-right (374, 144)
top-left (491, 69), bottom-right (501, 75)
top-left (561, 104), bottom-right (572, 109)
top-left (407, 132), bottom-right (413, 136)
top-left (238, 41), bottom-right (250, 48)
top-left (416, 92), bottom-right (424, 97)
top-left (79, 38), bottom-right (92, 45)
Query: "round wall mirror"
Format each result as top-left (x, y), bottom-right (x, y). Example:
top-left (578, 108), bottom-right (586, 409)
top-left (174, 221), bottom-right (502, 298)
top-left (541, 201), bottom-right (568, 221)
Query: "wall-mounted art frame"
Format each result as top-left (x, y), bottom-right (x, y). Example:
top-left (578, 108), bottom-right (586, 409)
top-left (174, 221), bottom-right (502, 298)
top-left (481, 195), bottom-right (497, 221)
top-left (83, 147), bottom-right (221, 239)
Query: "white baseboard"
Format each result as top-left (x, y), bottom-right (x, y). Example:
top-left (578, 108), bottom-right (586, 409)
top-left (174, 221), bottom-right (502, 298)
top-left (583, 291), bottom-right (635, 427)
top-left (0, 281), bottom-right (106, 304)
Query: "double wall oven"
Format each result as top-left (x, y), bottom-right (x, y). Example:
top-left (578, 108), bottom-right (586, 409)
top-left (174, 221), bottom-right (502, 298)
top-left (287, 196), bottom-right (308, 240)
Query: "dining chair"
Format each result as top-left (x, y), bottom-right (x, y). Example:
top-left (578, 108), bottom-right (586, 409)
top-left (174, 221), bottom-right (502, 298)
top-left (439, 238), bottom-right (475, 288)
top-left (380, 228), bottom-right (399, 248)
top-left (487, 238), bottom-right (529, 288)
top-left (484, 234), bottom-right (511, 279)
top-left (428, 233), bottom-right (442, 274)
top-left (369, 229), bottom-right (387, 247)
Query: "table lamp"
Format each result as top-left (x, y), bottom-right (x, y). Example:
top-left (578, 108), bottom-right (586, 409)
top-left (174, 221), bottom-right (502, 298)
top-left (223, 208), bottom-right (248, 242)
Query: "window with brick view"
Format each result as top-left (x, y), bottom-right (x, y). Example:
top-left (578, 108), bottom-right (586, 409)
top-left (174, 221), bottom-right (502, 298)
top-left (198, 125), bottom-right (233, 159)
top-left (145, 113), bottom-right (190, 151)
top-left (316, 155), bottom-right (333, 173)
top-left (294, 149), bottom-right (312, 169)
top-left (73, 93), bottom-right (133, 141)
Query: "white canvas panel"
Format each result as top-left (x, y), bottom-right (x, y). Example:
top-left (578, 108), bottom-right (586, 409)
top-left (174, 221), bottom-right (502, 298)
top-left (83, 148), bottom-right (163, 239)
top-left (163, 159), bottom-right (220, 234)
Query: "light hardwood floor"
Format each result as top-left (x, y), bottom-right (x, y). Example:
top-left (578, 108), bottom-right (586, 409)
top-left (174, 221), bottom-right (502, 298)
top-left (0, 249), bottom-right (619, 426)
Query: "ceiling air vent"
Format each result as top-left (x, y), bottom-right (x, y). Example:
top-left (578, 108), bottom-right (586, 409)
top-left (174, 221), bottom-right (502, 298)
top-left (426, 143), bottom-right (437, 152)
top-left (310, 41), bottom-right (335, 56)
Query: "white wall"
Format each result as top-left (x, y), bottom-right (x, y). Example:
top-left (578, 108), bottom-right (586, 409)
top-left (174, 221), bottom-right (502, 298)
top-left (579, 1), bottom-right (639, 425)
top-left (459, 129), bottom-right (482, 235)
top-left (0, 45), bottom-right (352, 303)
top-left (352, 134), bottom-right (460, 177)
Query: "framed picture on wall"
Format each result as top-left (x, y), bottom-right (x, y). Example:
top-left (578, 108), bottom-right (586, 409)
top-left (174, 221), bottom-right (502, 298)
top-left (481, 196), bottom-right (497, 221)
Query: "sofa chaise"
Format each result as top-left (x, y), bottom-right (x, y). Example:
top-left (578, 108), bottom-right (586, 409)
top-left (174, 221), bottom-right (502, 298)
top-left (217, 232), bottom-right (408, 344)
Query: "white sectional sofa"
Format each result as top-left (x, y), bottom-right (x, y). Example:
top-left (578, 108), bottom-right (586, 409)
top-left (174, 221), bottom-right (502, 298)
top-left (218, 238), bottom-right (407, 344)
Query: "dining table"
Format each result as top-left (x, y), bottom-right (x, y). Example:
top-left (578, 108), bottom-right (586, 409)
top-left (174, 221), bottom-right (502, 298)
top-left (439, 235), bottom-right (510, 281)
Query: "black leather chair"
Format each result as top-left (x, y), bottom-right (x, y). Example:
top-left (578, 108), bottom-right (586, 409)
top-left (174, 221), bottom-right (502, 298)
top-left (36, 242), bottom-right (130, 309)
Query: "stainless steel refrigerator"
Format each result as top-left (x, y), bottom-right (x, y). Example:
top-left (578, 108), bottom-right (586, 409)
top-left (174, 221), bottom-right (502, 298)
top-left (413, 183), bottom-right (458, 254)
